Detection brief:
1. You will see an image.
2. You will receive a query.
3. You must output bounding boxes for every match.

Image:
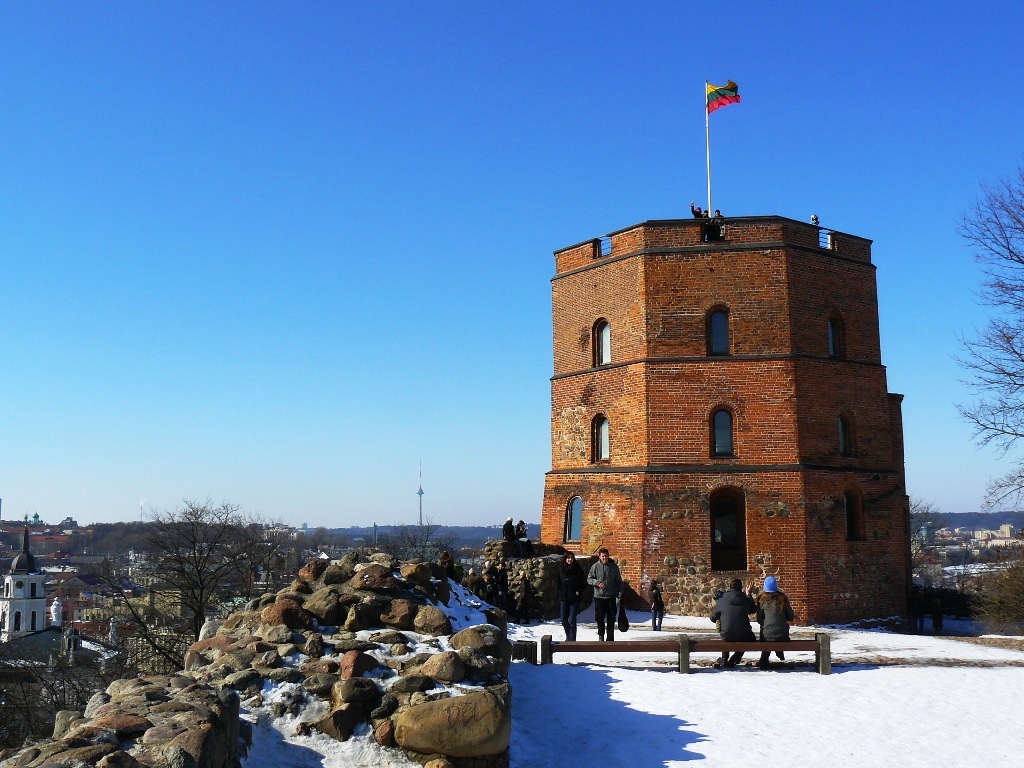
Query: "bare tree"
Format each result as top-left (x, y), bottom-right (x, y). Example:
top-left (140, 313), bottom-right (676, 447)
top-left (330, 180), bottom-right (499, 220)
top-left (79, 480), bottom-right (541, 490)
top-left (0, 631), bottom-right (132, 748)
top-left (958, 161), bottom-right (1024, 507)
top-left (88, 500), bottom-right (265, 671)
top-left (909, 497), bottom-right (944, 575)
top-left (376, 519), bottom-right (457, 562)
top-left (977, 554), bottom-right (1024, 632)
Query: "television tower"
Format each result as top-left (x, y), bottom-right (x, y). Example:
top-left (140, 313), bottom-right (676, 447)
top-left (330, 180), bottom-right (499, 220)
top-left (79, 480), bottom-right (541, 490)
top-left (417, 462), bottom-right (424, 528)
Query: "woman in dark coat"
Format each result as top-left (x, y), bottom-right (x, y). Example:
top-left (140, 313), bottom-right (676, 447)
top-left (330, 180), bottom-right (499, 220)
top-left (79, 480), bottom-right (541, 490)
top-left (557, 552), bottom-right (586, 641)
top-left (755, 576), bottom-right (795, 670)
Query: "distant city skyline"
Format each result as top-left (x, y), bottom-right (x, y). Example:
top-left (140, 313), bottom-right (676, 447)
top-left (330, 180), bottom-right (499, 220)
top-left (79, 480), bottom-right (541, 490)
top-left (2, 3), bottom-right (1023, 526)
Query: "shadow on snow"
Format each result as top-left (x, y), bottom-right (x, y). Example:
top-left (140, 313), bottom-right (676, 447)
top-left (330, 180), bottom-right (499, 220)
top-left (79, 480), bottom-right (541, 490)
top-left (508, 661), bottom-right (707, 766)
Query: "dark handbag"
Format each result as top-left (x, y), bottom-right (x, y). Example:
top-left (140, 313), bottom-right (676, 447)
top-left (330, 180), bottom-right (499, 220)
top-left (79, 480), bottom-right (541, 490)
top-left (617, 595), bottom-right (629, 632)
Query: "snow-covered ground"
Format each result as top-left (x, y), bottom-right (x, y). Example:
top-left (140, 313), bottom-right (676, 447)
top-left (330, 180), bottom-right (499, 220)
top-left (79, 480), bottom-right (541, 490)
top-left (242, 591), bottom-right (1024, 768)
top-left (509, 607), bottom-right (1024, 768)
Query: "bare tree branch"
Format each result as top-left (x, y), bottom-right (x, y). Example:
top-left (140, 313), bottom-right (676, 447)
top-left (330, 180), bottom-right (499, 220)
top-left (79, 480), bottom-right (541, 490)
top-left (958, 160), bottom-right (1024, 508)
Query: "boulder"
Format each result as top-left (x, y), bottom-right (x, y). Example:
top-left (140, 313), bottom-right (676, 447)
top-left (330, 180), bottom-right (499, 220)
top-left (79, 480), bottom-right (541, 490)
top-left (303, 633), bottom-right (325, 659)
top-left (379, 599), bottom-right (417, 630)
top-left (347, 564), bottom-right (396, 593)
top-left (316, 705), bottom-right (362, 742)
top-left (261, 599), bottom-right (313, 631)
top-left (298, 559), bottom-right (329, 583)
top-left (339, 649), bottom-right (382, 680)
top-left (393, 687), bottom-right (510, 757)
top-left (388, 674), bottom-right (436, 694)
top-left (413, 605), bottom-right (453, 636)
top-left (368, 553), bottom-right (398, 569)
top-left (89, 714), bottom-right (153, 737)
top-left (84, 691), bottom-right (111, 718)
top-left (400, 562), bottom-right (432, 585)
top-left (322, 562), bottom-right (354, 585)
top-left (332, 677), bottom-right (380, 707)
top-left (373, 719), bottom-right (395, 747)
top-left (302, 588), bottom-right (345, 626)
top-left (97, 750), bottom-right (145, 768)
top-left (52, 710), bottom-right (82, 740)
top-left (302, 673), bottom-right (338, 697)
top-left (142, 725), bottom-right (188, 745)
top-left (368, 629), bottom-right (410, 645)
top-left (263, 667), bottom-right (303, 684)
top-left (259, 623), bottom-right (296, 644)
top-left (223, 669), bottom-right (263, 692)
top-left (418, 651), bottom-right (465, 683)
top-left (450, 624), bottom-right (512, 665)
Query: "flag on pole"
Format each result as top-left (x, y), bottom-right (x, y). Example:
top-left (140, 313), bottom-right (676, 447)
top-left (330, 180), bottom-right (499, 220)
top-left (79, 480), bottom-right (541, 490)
top-left (706, 81), bottom-right (740, 114)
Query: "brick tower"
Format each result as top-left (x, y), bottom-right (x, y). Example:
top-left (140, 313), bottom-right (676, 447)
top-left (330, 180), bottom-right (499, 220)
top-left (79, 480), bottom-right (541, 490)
top-left (540, 216), bottom-right (910, 624)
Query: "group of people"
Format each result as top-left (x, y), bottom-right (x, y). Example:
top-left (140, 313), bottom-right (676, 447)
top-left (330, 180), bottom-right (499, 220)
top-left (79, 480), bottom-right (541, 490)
top-left (466, 537), bottom-right (798, 666)
top-left (691, 201), bottom-right (726, 242)
top-left (556, 547), bottom-right (623, 641)
top-left (502, 516), bottom-right (536, 558)
top-left (908, 584), bottom-right (946, 634)
top-left (709, 576), bottom-right (795, 670)
top-left (461, 558), bottom-right (533, 624)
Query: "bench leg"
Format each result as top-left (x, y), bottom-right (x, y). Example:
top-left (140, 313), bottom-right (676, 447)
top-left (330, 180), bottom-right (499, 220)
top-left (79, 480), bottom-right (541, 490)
top-left (678, 634), bottom-right (691, 673)
top-left (540, 634), bottom-right (553, 666)
top-left (815, 632), bottom-right (831, 675)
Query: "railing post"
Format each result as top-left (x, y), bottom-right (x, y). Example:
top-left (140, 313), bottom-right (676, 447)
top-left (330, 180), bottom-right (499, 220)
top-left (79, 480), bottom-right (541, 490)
top-left (678, 634), bottom-right (690, 674)
top-left (540, 634), bottom-right (553, 666)
top-left (815, 632), bottom-right (831, 675)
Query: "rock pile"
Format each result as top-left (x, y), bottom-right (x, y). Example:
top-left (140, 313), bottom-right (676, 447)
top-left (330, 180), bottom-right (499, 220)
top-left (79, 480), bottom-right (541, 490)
top-left (0, 551), bottom-right (514, 768)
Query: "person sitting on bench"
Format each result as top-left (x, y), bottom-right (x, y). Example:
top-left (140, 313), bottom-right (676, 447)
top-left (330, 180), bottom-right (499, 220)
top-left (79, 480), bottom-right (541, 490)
top-left (709, 578), bottom-right (757, 667)
top-left (755, 576), bottom-right (795, 670)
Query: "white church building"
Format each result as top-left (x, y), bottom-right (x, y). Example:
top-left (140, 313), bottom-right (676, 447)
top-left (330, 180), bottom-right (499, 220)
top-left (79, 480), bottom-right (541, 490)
top-left (0, 527), bottom-right (49, 642)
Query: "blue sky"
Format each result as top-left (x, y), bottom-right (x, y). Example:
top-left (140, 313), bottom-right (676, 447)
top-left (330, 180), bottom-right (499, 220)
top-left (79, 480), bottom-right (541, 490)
top-left (1, 2), bottom-right (1022, 527)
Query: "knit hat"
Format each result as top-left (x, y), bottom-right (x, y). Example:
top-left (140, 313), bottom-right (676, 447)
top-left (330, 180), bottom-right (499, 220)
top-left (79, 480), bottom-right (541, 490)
top-left (763, 576), bottom-right (778, 593)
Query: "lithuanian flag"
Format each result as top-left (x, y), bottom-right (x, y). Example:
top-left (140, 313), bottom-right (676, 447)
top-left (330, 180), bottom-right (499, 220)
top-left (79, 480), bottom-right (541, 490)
top-left (706, 81), bottom-right (741, 114)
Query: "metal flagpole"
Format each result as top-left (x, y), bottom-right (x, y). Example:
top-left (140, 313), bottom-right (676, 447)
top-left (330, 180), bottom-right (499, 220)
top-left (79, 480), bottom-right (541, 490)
top-left (705, 81), bottom-right (712, 213)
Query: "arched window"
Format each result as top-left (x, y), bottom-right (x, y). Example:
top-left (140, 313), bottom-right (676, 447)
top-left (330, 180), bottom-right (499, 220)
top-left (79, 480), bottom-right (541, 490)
top-left (565, 496), bottom-right (583, 542)
top-left (13, 611), bottom-right (21, 632)
top-left (593, 319), bottom-right (611, 366)
top-left (592, 415), bottom-right (610, 461)
top-left (711, 488), bottom-right (747, 571)
top-left (30, 611), bottom-right (37, 631)
top-left (711, 409), bottom-right (734, 456)
top-left (707, 308), bottom-right (730, 355)
top-left (845, 490), bottom-right (864, 541)
top-left (839, 415), bottom-right (854, 456)
top-left (827, 315), bottom-right (845, 359)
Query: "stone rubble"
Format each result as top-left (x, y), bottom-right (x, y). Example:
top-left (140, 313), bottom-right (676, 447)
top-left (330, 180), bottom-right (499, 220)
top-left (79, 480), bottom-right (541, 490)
top-left (0, 551), bottom-right (515, 768)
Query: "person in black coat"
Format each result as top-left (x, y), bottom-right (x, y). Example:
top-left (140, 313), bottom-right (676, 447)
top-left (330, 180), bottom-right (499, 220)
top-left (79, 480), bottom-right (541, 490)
top-left (556, 551), bottom-right (587, 641)
top-left (709, 578), bottom-right (757, 667)
top-left (514, 520), bottom-right (535, 557)
top-left (495, 560), bottom-right (510, 612)
top-left (502, 516), bottom-right (523, 556)
top-left (650, 580), bottom-right (665, 631)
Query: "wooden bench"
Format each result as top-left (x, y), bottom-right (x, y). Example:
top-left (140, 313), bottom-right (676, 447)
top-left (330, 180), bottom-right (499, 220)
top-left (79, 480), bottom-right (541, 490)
top-left (535, 633), bottom-right (831, 674)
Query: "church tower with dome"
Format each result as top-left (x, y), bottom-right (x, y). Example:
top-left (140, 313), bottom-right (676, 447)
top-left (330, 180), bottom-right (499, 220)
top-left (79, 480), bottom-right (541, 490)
top-left (0, 527), bottom-right (48, 642)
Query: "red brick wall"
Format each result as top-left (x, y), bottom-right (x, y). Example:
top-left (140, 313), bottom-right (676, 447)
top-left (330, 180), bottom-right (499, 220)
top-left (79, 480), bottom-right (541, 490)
top-left (542, 216), bottom-right (909, 623)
